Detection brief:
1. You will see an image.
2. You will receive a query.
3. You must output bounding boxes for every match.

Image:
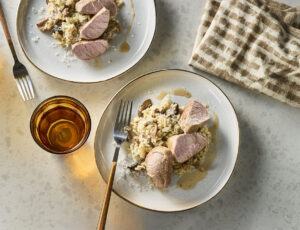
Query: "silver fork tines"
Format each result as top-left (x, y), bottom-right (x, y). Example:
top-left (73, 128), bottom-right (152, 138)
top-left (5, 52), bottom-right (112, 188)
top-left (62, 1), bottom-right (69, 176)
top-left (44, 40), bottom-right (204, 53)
top-left (13, 61), bottom-right (35, 101)
top-left (15, 78), bottom-right (25, 101)
top-left (113, 100), bottom-right (133, 146)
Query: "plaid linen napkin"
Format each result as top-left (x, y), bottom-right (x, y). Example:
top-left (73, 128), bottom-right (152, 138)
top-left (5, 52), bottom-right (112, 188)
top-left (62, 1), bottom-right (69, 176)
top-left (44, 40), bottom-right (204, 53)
top-left (189, 0), bottom-right (300, 108)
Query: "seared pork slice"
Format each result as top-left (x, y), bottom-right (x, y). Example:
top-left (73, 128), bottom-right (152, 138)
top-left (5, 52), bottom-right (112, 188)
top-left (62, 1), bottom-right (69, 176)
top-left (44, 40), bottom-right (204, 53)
top-left (80, 7), bottom-right (110, 40)
top-left (75, 0), bottom-right (103, 14)
top-left (179, 100), bottom-right (210, 133)
top-left (145, 146), bottom-right (173, 188)
top-left (100, 0), bottom-right (117, 16)
top-left (71, 39), bottom-right (109, 60)
top-left (167, 133), bottom-right (207, 163)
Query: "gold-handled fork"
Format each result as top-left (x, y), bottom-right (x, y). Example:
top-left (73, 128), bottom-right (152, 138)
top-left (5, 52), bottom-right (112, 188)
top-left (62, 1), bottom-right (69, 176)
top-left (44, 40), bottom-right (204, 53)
top-left (0, 2), bottom-right (35, 101)
top-left (97, 100), bottom-right (133, 230)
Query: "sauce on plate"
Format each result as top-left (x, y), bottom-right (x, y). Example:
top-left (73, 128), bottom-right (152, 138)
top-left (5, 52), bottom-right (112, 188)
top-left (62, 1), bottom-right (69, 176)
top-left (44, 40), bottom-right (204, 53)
top-left (119, 0), bottom-right (135, 53)
top-left (119, 41), bottom-right (130, 52)
top-left (93, 58), bottom-right (102, 69)
top-left (203, 110), bottom-right (218, 169)
top-left (156, 89), bottom-right (192, 100)
top-left (177, 169), bottom-right (207, 190)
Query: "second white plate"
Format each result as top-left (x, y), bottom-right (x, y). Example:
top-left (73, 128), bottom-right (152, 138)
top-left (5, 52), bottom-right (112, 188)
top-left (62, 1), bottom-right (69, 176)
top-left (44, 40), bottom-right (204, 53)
top-left (16, 0), bottom-right (156, 83)
top-left (94, 69), bottom-right (240, 212)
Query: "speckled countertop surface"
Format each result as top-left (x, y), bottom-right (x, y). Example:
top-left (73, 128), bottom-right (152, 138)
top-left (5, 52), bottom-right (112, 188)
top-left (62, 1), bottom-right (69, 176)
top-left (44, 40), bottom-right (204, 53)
top-left (0, 0), bottom-right (299, 229)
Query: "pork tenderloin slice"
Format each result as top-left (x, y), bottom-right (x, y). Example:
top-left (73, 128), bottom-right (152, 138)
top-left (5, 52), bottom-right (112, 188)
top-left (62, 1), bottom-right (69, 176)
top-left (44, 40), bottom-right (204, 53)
top-left (167, 133), bottom-right (207, 163)
top-left (179, 100), bottom-right (210, 133)
top-left (80, 7), bottom-right (110, 40)
top-left (76, 0), bottom-right (103, 14)
top-left (100, 0), bottom-right (117, 16)
top-left (145, 146), bottom-right (173, 188)
top-left (71, 39), bottom-right (109, 60)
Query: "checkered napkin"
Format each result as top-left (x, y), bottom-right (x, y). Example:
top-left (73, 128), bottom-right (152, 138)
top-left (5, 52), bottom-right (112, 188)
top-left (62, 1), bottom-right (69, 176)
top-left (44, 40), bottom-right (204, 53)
top-left (189, 0), bottom-right (300, 108)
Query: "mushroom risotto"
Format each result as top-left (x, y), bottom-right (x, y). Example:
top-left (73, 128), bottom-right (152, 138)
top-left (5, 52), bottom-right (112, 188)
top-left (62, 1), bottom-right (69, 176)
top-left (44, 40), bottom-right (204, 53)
top-left (126, 98), bottom-right (211, 175)
top-left (37, 0), bottom-right (122, 48)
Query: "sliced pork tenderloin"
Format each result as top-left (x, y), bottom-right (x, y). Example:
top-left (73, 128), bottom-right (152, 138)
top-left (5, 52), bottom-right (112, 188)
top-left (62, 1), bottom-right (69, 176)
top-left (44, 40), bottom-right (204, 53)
top-left (179, 100), bottom-right (210, 133)
top-left (75, 0), bottom-right (117, 15)
top-left (71, 39), bottom-right (109, 60)
top-left (75, 0), bottom-right (103, 15)
top-left (100, 0), bottom-right (117, 16)
top-left (80, 7), bottom-right (110, 40)
top-left (145, 146), bottom-right (173, 188)
top-left (167, 133), bottom-right (207, 163)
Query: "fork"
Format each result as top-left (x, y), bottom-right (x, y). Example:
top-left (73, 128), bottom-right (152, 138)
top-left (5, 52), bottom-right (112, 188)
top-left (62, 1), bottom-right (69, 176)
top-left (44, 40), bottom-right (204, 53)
top-left (97, 100), bottom-right (133, 230)
top-left (0, 3), bottom-right (35, 101)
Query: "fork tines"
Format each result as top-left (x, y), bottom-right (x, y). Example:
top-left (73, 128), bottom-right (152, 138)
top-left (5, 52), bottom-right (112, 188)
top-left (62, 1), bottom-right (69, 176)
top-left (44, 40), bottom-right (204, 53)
top-left (15, 75), bottom-right (35, 101)
top-left (114, 100), bottom-right (133, 132)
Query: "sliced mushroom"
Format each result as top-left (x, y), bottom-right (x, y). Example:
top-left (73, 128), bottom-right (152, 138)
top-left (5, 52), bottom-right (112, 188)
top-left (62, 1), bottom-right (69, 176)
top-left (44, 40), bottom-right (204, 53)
top-left (138, 99), bottom-right (152, 117)
top-left (37, 18), bottom-right (61, 32)
top-left (127, 162), bottom-right (139, 172)
top-left (162, 136), bottom-right (168, 141)
top-left (127, 161), bottom-right (144, 172)
top-left (124, 126), bottom-right (133, 140)
top-left (62, 7), bottom-right (70, 17)
top-left (151, 108), bottom-right (160, 117)
top-left (144, 121), bottom-right (158, 138)
top-left (36, 19), bottom-right (49, 32)
top-left (147, 138), bottom-right (155, 148)
top-left (151, 123), bottom-right (158, 138)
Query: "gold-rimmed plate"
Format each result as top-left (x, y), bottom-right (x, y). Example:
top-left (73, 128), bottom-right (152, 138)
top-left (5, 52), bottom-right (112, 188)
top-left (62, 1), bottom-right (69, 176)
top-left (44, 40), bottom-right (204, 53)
top-left (94, 69), bottom-right (239, 212)
top-left (16, 0), bottom-right (156, 83)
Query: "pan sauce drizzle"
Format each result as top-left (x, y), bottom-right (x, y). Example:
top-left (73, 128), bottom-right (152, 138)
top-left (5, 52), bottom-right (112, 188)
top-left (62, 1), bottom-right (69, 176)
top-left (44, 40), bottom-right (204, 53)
top-left (93, 58), bottom-right (102, 69)
top-left (156, 89), bottom-right (192, 100)
top-left (119, 0), bottom-right (135, 53)
top-left (177, 110), bottom-right (219, 190)
top-left (177, 170), bottom-right (207, 190)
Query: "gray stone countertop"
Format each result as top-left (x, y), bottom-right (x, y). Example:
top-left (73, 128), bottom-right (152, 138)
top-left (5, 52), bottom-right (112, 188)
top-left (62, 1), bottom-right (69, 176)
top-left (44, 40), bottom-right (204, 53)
top-left (0, 0), bottom-right (299, 229)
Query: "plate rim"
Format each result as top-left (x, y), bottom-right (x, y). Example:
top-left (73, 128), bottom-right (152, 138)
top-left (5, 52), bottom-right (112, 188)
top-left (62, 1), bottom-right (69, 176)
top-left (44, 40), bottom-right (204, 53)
top-left (16, 0), bottom-right (157, 84)
top-left (94, 68), bottom-right (240, 213)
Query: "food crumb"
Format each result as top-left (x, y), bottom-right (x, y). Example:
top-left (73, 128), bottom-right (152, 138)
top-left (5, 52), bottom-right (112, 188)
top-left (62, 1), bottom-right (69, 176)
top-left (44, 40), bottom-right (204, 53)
top-left (38, 7), bottom-right (46, 15)
top-left (32, 36), bottom-right (40, 43)
top-left (60, 49), bottom-right (77, 67)
top-left (199, 166), bottom-right (206, 172)
top-left (32, 7), bottom-right (38, 14)
top-left (49, 42), bottom-right (59, 48)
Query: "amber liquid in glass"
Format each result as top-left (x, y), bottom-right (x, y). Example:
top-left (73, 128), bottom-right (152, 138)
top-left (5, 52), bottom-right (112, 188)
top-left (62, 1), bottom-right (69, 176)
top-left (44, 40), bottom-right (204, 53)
top-left (38, 106), bottom-right (85, 152)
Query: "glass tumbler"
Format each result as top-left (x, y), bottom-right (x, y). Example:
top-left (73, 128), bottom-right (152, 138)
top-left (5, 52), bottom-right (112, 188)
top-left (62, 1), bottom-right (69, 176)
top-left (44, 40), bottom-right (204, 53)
top-left (30, 96), bottom-right (91, 154)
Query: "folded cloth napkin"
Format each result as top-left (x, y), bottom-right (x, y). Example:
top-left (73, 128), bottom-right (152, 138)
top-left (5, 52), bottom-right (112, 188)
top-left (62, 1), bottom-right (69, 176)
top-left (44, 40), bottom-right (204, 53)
top-left (189, 0), bottom-right (300, 108)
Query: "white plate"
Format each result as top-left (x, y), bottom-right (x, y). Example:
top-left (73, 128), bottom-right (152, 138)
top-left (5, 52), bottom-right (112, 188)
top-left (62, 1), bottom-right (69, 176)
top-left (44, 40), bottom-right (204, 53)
top-left (94, 69), bottom-right (240, 212)
top-left (16, 0), bottom-right (156, 83)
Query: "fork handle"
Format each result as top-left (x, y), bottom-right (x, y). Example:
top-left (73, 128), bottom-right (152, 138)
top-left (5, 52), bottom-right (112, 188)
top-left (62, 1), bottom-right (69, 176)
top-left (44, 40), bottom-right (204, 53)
top-left (0, 2), bottom-right (18, 61)
top-left (97, 147), bottom-right (120, 230)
